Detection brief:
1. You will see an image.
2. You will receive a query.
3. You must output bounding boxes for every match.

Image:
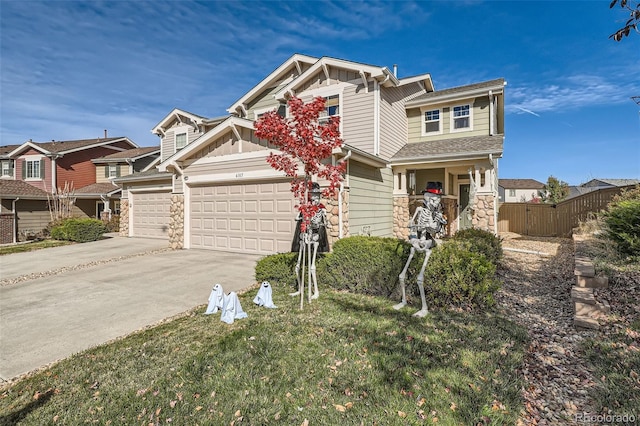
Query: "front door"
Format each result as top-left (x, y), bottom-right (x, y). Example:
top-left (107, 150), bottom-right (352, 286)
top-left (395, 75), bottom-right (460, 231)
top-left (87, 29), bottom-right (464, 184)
top-left (459, 184), bottom-right (472, 230)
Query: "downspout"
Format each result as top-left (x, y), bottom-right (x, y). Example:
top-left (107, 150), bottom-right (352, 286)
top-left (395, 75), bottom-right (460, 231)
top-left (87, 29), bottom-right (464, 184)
top-left (338, 150), bottom-right (352, 239)
top-left (12, 197), bottom-right (19, 244)
top-left (490, 153), bottom-right (499, 235)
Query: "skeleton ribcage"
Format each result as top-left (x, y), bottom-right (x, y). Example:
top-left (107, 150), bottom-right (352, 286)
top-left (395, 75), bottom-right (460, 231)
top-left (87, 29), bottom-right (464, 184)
top-left (416, 207), bottom-right (441, 235)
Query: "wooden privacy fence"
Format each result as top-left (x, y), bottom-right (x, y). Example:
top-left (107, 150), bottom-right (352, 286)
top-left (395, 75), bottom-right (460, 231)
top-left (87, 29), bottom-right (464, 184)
top-left (497, 185), bottom-right (635, 237)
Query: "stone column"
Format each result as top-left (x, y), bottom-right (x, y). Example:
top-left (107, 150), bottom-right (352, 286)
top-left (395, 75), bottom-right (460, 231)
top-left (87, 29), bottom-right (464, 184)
top-left (471, 194), bottom-right (495, 233)
top-left (119, 199), bottom-right (129, 237)
top-left (393, 195), bottom-right (410, 240)
top-left (323, 188), bottom-right (349, 250)
top-left (169, 194), bottom-right (184, 250)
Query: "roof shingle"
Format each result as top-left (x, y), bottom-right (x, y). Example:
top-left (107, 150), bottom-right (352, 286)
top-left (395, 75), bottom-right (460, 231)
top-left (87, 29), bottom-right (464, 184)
top-left (391, 135), bottom-right (503, 162)
top-left (0, 179), bottom-right (50, 198)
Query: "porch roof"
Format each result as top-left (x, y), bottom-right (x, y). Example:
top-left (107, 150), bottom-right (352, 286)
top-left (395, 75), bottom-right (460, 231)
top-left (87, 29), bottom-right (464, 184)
top-left (390, 135), bottom-right (503, 164)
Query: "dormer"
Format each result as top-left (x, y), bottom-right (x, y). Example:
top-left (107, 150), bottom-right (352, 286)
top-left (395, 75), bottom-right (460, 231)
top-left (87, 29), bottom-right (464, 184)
top-left (152, 109), bottom-right (208, 162)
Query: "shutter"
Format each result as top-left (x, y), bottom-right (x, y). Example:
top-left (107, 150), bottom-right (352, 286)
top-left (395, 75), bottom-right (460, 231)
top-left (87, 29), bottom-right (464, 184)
top-left (40, 159), bottom-right (45, 179)
top-left (105, 165), bottom-right (109, 178)
top-left (22, 160), bottom-right (26, 179)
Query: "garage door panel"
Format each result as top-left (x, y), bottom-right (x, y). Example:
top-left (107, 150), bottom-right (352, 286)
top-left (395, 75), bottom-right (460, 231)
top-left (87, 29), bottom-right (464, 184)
top-left (190, 180), bottom-right (295, 254)
top-left (132, 191), bottom-right (171, 239)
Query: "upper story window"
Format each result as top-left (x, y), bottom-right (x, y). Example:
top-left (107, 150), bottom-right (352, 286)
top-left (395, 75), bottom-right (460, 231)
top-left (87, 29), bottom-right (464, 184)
top-left (509, 189), bottom-right (516, 197)
top-left (108, 164), bottom-right (119, 178)
top-left (319, 95), bottom-right (340, 123)
top-left (1, 160), bottom-right (12, 177)
top-left (451, 104), bottom-right (471, 131)
top-left (423, 109), bottom-right (441, 134)
top-left (23, 158), bottom-right (44, 180)
top-left (255, 103), bottom-right (287, 120)
top-left (175, 132), bottom-right (187, 150)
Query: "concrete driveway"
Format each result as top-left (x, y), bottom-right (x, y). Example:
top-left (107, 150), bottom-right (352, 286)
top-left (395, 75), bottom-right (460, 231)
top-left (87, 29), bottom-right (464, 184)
top-left (0, 236), bottom-right (261, 381)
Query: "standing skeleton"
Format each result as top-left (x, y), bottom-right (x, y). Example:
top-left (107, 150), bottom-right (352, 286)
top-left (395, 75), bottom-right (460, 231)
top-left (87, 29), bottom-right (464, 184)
top-left (291, 183), bottom-right (328, 306)
top-left (394, 184), bottom-right (447, 317)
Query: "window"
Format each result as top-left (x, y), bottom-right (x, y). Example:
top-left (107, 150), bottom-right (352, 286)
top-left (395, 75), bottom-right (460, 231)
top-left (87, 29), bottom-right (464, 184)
top-left (175, 132), bottom-right (187, 150)
top-left (1, 161), bottom-right (12, 177)
top-left (452, 104), bottom-right (471, 130)
top-left (25, 159), bottom-right (42, 179)
top-left (424, 109), bottom-right (441, 134)
top-left (108, 164), bottom-right (119, 178)
top-left (319, 95), bottom-right (340, 123)
top-left (113, 200), bottom-right (121, 215)
top-left (509, 189), bottom-right (516, 197)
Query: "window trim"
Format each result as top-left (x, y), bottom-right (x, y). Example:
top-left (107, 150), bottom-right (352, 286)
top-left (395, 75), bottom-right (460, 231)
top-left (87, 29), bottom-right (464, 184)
top-left (421, 107), bottom-right (443, 136)
top-left (108, 164), bottom-right (119, 178)
top-left (23, 156), bottom-right (44, 180)
top-left (173, 124), bottom-right (191, 151)
top-left (253, 103), bottom-right (287, 120)
top-left (450, 103), bottom-right (473, 133)
top-left (1, 160), bottom-right (13, 177)
top-left (304, 85), bottom-right (345, 134)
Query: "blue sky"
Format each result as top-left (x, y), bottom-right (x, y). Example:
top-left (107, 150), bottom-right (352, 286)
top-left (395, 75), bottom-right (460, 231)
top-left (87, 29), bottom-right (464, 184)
top-left (1, 0), bottom-right (638, 185)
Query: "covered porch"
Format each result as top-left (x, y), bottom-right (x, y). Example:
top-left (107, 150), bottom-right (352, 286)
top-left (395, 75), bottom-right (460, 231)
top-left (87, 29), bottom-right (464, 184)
top-left (391, 158), bottom-right (499, 239)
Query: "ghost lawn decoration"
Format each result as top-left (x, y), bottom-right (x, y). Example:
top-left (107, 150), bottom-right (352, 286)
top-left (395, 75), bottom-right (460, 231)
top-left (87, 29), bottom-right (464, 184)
top-left (394, 182), bottom-right (447, 317)
top-left (290, 183), bottom-right (329, 309)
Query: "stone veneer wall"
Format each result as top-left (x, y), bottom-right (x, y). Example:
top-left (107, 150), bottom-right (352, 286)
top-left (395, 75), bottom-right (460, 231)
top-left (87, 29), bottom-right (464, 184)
top-left (169, 194), bottom-right (184, 250)
top-left (119, 199), bottom-right (129, 237)
top-left (393, 195), bottom-right (410, 240)
top-left (471, 194), bottom-right (495, 232)
top-left (323, 189), bottom-right (349, 248)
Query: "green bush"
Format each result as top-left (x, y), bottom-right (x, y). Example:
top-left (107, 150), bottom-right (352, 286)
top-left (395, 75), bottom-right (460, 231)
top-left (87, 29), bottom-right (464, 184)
top-left (453, 227), bottom-right (503, 265)
top-left (50, 218), bottom-right (107, 243)
top-left (602, 199), bottom-right (640, 256)
top-left (318, 236), bottom-right (410, 297)
top-left (424, 240), bottom-right (500, 307)
top-left (255, 252), bottom-right (299, 288)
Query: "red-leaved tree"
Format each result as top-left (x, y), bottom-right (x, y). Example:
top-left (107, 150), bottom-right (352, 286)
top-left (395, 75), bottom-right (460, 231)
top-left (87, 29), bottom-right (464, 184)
top-left (254, 96), bottom-right (346, 231)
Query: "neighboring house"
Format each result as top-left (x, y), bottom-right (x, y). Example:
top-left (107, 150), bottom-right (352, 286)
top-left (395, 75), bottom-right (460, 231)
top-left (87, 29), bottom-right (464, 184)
top-left (0, 179), bottom-right (51, 243)
top-left (567, 178), bottom-right (639, 199)
top-left (117, 54), bottom-right (505, 255)
top-left (498, 179), bottom-right (545, 202)
top-left (0, 136), bottom-right (139, 242)
top-left (90, 146), bottom-right (161, 218)
top-left (0, 144), bottom-right (20, 178)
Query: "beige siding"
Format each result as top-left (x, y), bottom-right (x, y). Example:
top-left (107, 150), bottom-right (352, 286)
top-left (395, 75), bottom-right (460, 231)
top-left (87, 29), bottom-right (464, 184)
top-left (247, 83), bottom-right (287, 119)
top-left (299, 68), bottom-right (359, 92)
top-left (407, 96), bottom-right (491, 143)
top-left (161, 121), bottom-right (203, 161)
top-left (379, 86), bottom-right (409, 160)
top-left (96, 164), bottom-right (126, 183)
top-left (342, 81), bottom-right (375, 154)
top-left (348, 161), bottom-right (393, 237)
top-left (185, 155), bottom-right (274, 178)
top-left (174, 174), bottom-right (184, 194)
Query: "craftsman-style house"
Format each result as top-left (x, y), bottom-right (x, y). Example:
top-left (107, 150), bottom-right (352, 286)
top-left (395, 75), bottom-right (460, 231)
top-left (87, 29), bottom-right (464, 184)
top-left (117, 54), bottom-right (505, 254)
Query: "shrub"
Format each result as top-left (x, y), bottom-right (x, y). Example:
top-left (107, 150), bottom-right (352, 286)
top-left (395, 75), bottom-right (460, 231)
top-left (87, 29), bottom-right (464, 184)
top-left (453, 227), bottom-right (503, 265)
top-left (318, 236), bottom-right (410, 297)
top-left (602, 199), bottom-right (640, 256)
top-left (255, 252), bottom-right (299, 288)
top-left (424, 240), bottom-right (500, 307)
top-left (50, 218), bottom-right (107, 243)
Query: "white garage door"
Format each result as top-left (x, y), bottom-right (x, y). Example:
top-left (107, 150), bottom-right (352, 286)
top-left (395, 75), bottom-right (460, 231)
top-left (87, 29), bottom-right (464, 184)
top-left (190, 180), bottom-right (295, 254)
top-left (131, 191), bottom-right (171, 239)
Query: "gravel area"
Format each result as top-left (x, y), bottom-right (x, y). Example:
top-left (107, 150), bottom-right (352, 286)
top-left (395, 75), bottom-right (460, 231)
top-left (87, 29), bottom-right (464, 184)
top-left (496, 233), bottom-right (599, 425)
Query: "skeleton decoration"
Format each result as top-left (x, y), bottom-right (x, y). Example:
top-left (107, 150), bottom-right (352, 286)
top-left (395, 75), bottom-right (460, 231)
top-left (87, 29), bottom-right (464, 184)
top-left (394, 182), bottom-right (447, 317)
top-left (291, 183), bottom-right (329, 308)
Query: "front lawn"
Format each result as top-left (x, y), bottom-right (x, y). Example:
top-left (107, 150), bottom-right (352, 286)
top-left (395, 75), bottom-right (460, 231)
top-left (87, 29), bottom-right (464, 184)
top-left (0, 240), bottom-right (73, 256)
top-left (0, 290), bottom-right (527, 425)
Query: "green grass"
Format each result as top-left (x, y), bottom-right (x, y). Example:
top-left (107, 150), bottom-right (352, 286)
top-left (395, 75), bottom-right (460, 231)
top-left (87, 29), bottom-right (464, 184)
top-left (0, 290), bottom-right (527, 425)
top-left (0, 240), bottom-right (73, 256)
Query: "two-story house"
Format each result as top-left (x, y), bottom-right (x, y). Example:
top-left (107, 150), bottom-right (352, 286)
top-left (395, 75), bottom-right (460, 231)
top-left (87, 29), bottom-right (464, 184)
top-left (499, 179), bottom-right (545, 203)
top-left (117, 54), bottom-right (505, 255)
top-left (0, 136), bottom-right (138, 242)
